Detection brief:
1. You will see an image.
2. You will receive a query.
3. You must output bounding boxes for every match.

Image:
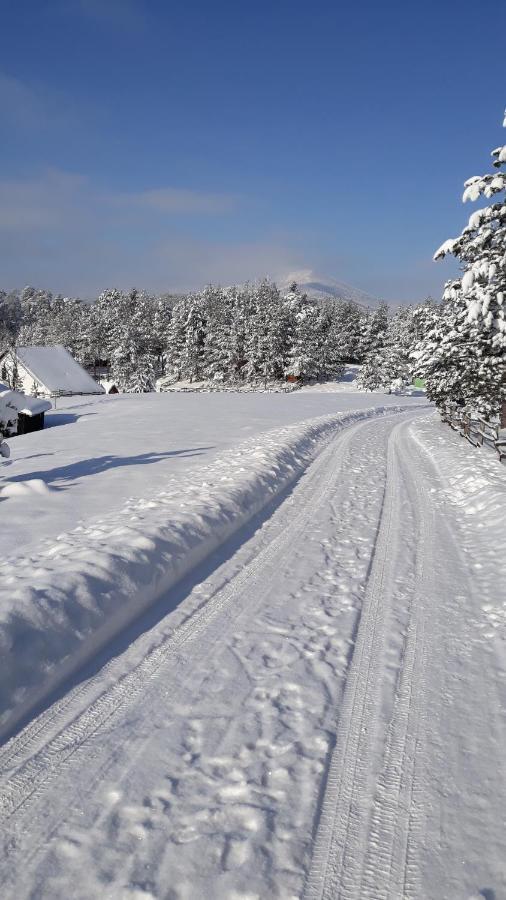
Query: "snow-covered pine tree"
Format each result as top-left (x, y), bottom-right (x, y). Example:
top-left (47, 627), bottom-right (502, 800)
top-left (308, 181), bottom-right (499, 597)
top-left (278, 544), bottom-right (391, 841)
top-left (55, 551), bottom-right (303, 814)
top-left (123, 352), bottom-right (157, 392)
top-left (243, 281), bottom-right (284, 384)
top-left (17, 287), bottom-right (54, 346)
top-left (107, 291), bottom-right (157, 392)
top-left (152, 297), bottom-right (173, 376)
top-left (201, 286), bottom-right (233, 382)
top-left (295, 301), bottom-right (325, 381)
top-left (228, 286), bottom-right (250, 381)
top-left (357, 302), bottom-right (390, 389)
top-left (282, 283), bottom-right (317, 381)
top-left (331, 300), bottom-right (365, 363)
top-left (179, 295), bottom-right (206, 382)
top-left (416, 112), bottom-right (506, 415)
top-left (164, 296), bottom-right (191, 382)
top-left (0, 290), bottom-right (21, 351)
top-left (10, 359), bottom-right (23, 392)
top-left (87, 289), bottom-right (124, 370)
top-left (316, 303), bottom-right (346, 379)
top-left (361, 302), bottom-right (389, 356)
top-left (259, 281), bottom-right (290, 382)
top-left (359, 305), bottom-right (419, 391)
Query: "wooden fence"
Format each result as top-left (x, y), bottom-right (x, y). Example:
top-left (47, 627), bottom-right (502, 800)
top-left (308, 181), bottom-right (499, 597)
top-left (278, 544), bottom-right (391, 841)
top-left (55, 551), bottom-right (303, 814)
top-left (440, 402), bottom-right (506, 464)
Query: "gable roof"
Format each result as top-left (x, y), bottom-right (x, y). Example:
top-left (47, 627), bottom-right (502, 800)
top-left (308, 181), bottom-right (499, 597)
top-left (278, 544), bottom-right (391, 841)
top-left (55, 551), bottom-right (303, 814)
top-left (11, 346), bottom-right (105, 395)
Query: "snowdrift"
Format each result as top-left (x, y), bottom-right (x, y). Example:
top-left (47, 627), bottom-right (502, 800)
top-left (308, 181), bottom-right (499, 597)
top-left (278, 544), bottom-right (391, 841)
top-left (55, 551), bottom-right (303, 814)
top-left (0, 405), bottom-right (409, 740)
top-left (410, 416), bottom-right (506, 529)
top-left (410, 415), bottom-right (506, 639)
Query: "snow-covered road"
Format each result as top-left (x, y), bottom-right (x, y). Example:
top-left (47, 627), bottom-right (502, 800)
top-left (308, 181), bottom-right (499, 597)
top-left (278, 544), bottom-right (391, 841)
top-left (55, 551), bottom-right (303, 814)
top-left (1, 409), bottom-right (505, 899)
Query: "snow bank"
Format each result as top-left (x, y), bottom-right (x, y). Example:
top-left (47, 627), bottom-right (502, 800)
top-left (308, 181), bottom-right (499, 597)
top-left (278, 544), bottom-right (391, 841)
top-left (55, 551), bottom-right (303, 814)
top-left (409, 414), bottom-right (506, 526)
top-left (0, 404), bottom-right (411, 739)
top-left (409, 415), bottom-right (506, 642)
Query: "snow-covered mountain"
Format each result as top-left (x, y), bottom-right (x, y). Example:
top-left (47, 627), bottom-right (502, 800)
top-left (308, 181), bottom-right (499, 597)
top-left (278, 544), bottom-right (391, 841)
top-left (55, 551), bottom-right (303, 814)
top-left (280, 270), bottom-right (385, 310)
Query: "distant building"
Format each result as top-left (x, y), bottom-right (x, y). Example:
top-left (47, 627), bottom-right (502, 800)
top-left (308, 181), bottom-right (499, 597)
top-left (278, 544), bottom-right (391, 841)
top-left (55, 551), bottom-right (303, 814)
top-left (0, 346), bottom-right (105, 399)
top-left (101, 380), bottom-right (120, 394)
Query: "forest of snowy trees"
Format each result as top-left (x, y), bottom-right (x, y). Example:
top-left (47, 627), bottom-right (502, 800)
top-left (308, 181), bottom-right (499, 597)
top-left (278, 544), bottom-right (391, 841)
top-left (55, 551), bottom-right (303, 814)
top-left (0, 281), bottom-right (425, 394)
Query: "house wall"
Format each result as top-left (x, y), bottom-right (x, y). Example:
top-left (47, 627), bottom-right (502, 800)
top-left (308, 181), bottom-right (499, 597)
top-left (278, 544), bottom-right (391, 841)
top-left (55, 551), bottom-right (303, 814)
top-left (1, 352), bottom-right (47, 397)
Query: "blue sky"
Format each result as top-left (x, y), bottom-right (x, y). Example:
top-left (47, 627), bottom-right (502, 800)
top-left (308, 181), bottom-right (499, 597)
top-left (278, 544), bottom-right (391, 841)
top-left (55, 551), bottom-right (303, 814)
top-left (0, 0), bottom-right (504, 301)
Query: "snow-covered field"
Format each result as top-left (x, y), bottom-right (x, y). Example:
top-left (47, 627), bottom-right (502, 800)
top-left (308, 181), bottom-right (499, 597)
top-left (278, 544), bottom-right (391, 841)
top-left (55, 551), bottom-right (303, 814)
top-left (1, 391), bottom-right (505, 899)
top-left (1, 388), bottom-right (423, 559)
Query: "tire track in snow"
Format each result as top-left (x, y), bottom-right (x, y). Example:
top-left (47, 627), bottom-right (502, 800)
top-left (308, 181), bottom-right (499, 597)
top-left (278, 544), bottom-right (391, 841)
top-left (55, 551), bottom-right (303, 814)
top-left (0, 414), bottom-right (363, 776)
top-left (359, 425), bottom-right (433, 899)
top-left (0, 412), bottom-right (404, 830)
top-left (303, 415), bottom-right (428, 900)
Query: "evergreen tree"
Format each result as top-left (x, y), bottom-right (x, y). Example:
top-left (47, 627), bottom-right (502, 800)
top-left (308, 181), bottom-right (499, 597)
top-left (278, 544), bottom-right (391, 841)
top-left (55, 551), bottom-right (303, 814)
top-left (332, 300), bottom-right (365, 362)
top-left (415, 112), bottom-right (506, 415)
top-left (359, 305), bottom-right (419, 390)
top-left (282, 284), bottom-right (315, 380)
top-left (201, 286), bottom-right (233, 381)
top-left (317, 303), bottom-right (346, 379)
top-left (228, 287), bottom-right (249, 380)
top-left (180, 296), bottom-right (206, 382)
top-left (10, 360), bottom-right (22, 392)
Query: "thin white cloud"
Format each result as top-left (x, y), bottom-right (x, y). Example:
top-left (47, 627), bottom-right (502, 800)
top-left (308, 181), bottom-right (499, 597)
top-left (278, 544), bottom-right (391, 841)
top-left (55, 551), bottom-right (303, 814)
top-left (0, 170), bottom-right (87, 229)
top-left (66, 0), bottom-right (148, 31)
top-left (150, 236), bottom-right (300, 292)
top-left (116, 187), bottom-right (239, 215)
top-left (0, 170), bottom-right (238, 230)
top-left (0, 168), bottom-right (447, 301)
top-left (0, 72), bottom-right (79, 133)
top-left (0, 74), bottom-right (48, 130)
top-left (0, 168), bottom-right (299, 296)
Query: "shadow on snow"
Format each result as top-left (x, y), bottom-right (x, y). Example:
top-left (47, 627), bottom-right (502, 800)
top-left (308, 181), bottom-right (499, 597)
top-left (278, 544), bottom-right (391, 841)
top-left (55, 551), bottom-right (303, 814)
top-left (5, 447), bottom-right (215, 488)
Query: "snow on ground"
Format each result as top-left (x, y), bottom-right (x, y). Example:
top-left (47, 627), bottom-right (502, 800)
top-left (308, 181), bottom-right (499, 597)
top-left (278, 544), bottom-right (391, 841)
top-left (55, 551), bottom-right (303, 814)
top-left (1, 398), bottom-right (504, 900)
top-left (410, 415), bottom-right (506, 652)
top-left (0, 390), bottom-right (423, 560)
top-left (299, 363), bottom-right (362, 392)
top-left (405, 416), bottom-right (506, 899)
top-left (159, 364), bottom-right (367, 394)
top-left (0, 394), bottom-right (423, 741)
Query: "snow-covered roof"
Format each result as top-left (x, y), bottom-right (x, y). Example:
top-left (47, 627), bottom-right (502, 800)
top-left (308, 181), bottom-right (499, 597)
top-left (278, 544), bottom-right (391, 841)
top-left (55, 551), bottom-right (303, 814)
top-left (0, 386), bottom-right (51, 416)
top-left (13, 346), bottom-right (105, 395)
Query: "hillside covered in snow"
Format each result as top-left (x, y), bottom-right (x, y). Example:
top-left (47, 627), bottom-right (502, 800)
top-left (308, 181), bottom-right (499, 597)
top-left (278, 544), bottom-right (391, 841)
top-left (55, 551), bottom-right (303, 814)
top-left (279, 269), bottom-right (386, 309)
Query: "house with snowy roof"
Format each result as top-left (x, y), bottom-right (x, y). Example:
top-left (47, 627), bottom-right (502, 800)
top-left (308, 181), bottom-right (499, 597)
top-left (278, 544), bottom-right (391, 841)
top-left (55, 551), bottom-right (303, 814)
top-left (0, 382), bottom-right (52, 435)
top-left (0, 346), bottom-right (105, 400)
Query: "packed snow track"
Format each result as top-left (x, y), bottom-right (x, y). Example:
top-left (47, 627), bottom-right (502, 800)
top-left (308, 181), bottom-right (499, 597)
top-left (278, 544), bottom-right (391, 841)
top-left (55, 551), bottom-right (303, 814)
top-left (1, 408), bottom-right (505, 899)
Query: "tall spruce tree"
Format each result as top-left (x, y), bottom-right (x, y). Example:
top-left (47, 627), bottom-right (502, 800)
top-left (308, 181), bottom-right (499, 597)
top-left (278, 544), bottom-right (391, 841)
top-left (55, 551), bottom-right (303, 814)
top-left (414, 113), bottom-right (506, 415)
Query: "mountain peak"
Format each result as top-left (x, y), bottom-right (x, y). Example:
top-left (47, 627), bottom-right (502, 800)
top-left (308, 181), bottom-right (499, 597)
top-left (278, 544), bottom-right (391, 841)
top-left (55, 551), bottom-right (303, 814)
top-left (280, 270), bottom-right (385, 310)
